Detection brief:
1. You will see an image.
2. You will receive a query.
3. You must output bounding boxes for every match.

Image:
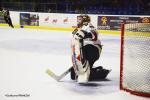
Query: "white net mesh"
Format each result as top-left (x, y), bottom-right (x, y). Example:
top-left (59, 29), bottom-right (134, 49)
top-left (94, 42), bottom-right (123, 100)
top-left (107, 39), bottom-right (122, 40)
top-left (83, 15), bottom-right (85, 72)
top-left (122, 23), bottom-right (150, 95)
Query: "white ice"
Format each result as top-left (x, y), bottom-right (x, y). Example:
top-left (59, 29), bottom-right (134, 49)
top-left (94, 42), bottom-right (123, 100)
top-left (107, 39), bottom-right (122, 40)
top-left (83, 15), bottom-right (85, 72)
top-left (0, 27), bottom-right (149, 100)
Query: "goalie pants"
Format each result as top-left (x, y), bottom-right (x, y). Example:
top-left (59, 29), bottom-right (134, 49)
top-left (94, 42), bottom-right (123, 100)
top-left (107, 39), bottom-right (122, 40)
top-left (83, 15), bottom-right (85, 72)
top-left (81, 44), bottom-right (100, 67)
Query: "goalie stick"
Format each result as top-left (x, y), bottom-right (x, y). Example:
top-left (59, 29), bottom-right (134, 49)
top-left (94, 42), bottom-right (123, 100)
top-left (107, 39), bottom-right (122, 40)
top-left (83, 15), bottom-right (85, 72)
top-left (46, 66), bottom-right (72, 81)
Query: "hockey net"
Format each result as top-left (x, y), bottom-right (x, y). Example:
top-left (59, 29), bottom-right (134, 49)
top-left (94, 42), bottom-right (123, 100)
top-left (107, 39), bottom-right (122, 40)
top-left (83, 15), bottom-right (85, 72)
top-left (120, 23), bottom-right (150, 97)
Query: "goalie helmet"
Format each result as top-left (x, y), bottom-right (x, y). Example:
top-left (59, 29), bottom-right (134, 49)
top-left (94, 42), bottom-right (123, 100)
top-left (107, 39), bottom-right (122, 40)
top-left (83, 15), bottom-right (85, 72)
top-left (77, 14), bottom-right (91, 27)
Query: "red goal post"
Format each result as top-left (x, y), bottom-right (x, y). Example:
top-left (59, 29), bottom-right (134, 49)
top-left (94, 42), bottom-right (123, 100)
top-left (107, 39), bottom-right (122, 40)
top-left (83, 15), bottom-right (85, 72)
top-left (120, 23), bottom-right (150, 97)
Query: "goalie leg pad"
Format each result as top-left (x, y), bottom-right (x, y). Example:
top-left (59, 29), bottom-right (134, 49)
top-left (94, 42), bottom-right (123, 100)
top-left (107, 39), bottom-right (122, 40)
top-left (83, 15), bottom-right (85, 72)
top-left (70, 66), bottom-right (111, 81)
top-left (77, 65), bottom-right (90, 83)
top-left (89, 66), bottom-right (111, 81)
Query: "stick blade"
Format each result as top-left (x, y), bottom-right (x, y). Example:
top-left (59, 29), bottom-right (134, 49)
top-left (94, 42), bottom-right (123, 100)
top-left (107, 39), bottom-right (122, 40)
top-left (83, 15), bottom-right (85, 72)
top-left (46, 69), bottom-right (60, 81)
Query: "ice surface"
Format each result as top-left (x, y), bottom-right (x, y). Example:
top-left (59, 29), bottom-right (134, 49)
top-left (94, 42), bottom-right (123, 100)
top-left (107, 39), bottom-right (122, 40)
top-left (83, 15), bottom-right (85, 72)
top-left (0, 27), bottom-right (149, 100)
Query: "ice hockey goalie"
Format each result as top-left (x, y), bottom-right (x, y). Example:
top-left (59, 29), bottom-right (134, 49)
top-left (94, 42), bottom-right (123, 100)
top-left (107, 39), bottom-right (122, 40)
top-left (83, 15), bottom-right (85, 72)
top-left (71, 14), bottom-right (110, 83)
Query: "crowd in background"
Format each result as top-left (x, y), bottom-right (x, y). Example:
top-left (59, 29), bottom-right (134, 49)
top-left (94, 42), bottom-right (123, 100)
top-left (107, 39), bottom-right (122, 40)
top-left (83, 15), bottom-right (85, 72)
top-left (0, 0), bottom-right (150, 15)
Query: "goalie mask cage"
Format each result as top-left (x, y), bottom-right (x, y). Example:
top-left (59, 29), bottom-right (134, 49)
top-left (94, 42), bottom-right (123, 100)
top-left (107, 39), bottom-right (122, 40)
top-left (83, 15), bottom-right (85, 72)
top-left (120, 23), bottom-right (150, 97)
